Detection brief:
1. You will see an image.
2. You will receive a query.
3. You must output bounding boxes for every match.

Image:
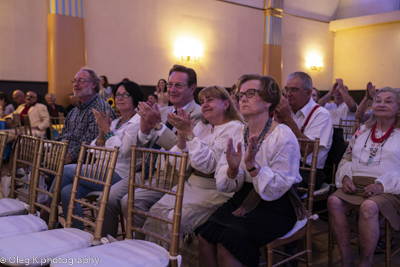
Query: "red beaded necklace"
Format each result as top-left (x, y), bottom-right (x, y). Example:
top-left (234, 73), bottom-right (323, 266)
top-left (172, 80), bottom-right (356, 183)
top-left (371, 122), bottom-right (395, 143)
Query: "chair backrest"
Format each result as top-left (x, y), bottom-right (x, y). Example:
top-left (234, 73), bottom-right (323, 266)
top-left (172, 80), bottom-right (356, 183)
top-left (0, 132), bottom-right (8, 173)
top-left (297, 138), bottom-right (320, 214)
top-left (65, 143), bottom-right (119, 244)
top-left (126, 145), bottom-right (188, 264)
top-left (49, 117), bottom-right (65, 140)
top-left (336, 118), bottom-right (359, 142)
top-left (22, 115), bottom-right (33, 136)
top-left (30, 139), bottom-right (68, 229)
top-left (9, 135), bottom-right (40, 200)
top-left (12, 113), bottom-right (22, 136)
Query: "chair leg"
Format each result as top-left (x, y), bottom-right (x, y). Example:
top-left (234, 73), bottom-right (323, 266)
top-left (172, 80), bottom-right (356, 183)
top-left (119, 212), bottom-right (126, 239)
top-left (386, 219), bottom-right (390, 267)
top-left (265, 248), bottom-right (274, 267)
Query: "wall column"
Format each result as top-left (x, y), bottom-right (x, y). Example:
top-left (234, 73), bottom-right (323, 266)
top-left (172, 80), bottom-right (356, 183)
top-left (262, 0), bottom-right (283, 87)
top-left (47, 0), bottom-right (86, 107)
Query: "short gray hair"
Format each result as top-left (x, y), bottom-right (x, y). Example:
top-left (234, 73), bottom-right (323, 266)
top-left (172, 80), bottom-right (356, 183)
top-left (287, 71), bottom-right (313, 91)
top-left (80, 66), bottom-right (101, 93)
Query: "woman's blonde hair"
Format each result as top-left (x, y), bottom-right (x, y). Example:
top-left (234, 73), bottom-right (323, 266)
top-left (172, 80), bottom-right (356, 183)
top-left (198, 85), bottom-right (244, 124)
top-left (365, 87), bottom-right (400, 129)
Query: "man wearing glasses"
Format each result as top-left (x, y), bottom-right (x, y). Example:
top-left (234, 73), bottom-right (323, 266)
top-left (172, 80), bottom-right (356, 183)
top-left (4, 91), bottom-right (50, 142)
top-left (274, 71), bottom-right (333, 191)
top-left (55, 67), bottom-right (117, 165)
top-left (102, 64), bottom-right (202, 238)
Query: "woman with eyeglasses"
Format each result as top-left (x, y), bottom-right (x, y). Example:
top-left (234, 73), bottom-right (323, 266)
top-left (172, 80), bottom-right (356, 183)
top-left (142, 85), bottom-right (244, 266)
top-left (328, 87), bottom-right (400, 266)
top-left (155, 78), bottom-right (169, 107)
top-left (196, 75), bottom-right (302, 267)
top-left (45, 81), bottom-right (144, 229)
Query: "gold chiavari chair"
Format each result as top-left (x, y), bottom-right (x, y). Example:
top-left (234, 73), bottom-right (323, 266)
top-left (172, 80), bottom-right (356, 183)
top-left (262, 138), bottom-right (320, 267)
top-left (50, 145), bottom-right (189, 267)
top-left (0, 139), bottom-right (68, 239)
top-left (49, 117), bottom-right (65, 140)
top-left (0, 143), bottom-right (120, 266)
top-left (0, 135), bottom-right (39, 217)
top-left (12, 113), bottom-right (22, 136)
top-left (22, 115), bottom-right (33, 136)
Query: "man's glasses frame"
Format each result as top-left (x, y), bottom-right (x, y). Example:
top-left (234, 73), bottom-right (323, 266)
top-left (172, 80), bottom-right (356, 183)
top-left (166, 82), bottom-right (188, 89)
top-left (71, 78), bottom-right (93, 85)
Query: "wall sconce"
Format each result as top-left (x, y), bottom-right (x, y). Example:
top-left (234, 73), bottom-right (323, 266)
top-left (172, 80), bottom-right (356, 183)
top-left (174, 37), bottom-right (203, 63)
top-left (306, 54), bottom-right (323, 71)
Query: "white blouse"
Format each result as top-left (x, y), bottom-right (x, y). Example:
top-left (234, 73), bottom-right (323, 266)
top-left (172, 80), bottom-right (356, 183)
top-left (335, 124), bottom-right (400, 195)
top-left (215, 124), bottom-right (302, 201)
top-left (171, 120), bottom-right (244, 173)
top-left (90, 113), bottom-right (141, 180)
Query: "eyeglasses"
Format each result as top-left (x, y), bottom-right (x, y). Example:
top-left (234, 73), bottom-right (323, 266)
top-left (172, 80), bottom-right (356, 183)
top-left (235, 89), bottom-right (260, 100)
top-left (71, 78), bottom-right (92, 85)
top-left (166, 82), bottom-right (188, 89)
top-left (284, 86), bottom-right (302, 94)
top-left (115, 93), bottom-right (130, 99)
top-left (26, 95), bottom-right (36, 99)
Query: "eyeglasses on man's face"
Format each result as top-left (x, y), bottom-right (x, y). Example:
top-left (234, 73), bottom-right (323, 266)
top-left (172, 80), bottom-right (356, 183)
top-left (26, 95), bottom-right (36, 99)
top-left (235, 89), bottom-right (260, 101)
top-left (71, 78), bottom-right (92, 85)
top-left (115, 93), bottom-right (130, 99)
top-left (284, 86), bottom-right (302, 94)
top-left (166, 82), bottom-right (188, 89)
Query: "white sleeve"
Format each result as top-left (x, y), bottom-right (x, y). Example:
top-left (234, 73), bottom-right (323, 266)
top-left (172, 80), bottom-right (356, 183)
top-left (251, 126), bottom-right (301, 201)
top-left (187, 122), bottom-right (242, 174)
top-left (376, 173), bottom-right (400, 195)
top-left (215, 130), bottom-right (245, 193)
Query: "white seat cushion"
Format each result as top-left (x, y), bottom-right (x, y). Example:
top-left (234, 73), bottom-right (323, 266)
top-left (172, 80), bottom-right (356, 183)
top-left (279, 218), bottom-right (308, 239)
top-left (0, 228), bottom-right (93, 266)
top-left (51, 239), bottom-right (180, 267)
top-left (301, 182), bottom-right (330, 199)
top-left (0, 214), bottom-right (48, 239)
top-left (0, 198), bottom-right (29, 217)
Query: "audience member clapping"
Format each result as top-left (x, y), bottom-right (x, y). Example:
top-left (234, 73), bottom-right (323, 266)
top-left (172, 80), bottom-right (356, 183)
top-left (47, 81), bottom-right (144, 230)
top-left (142, 85), bottom-right (244, 266)
top-left (196, 74), bottom-right (302, 267)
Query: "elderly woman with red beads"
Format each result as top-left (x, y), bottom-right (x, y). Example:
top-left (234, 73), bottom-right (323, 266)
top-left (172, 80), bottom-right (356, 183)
top-left (328, 87), bottom-right (400, 267)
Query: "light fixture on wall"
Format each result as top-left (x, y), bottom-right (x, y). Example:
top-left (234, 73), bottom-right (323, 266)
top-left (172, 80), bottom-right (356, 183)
top-left (174, 37), bottom-right (203, 63)
top-left (306, 54), bottom-right (323, 71)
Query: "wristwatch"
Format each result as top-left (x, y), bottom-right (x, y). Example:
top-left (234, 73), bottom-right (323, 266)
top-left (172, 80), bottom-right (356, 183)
top-left (154, 122), bottom-right (164, 131)
top-left (186, 134), bottom-right (195, 141)
top-left (246, 163), bottom-right (258, 172)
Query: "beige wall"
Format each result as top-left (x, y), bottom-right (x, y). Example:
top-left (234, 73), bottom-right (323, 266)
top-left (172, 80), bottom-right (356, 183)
top-left (282, 14), bottom-right (334, 91)
top-left (0, 0), bottom-right (47, 81)
top-left (333, 21), bottom-right (400, 90)
top-left (83, 0), bottom-right (264, 87)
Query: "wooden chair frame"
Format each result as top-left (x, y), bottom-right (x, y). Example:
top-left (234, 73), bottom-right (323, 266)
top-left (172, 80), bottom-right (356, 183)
top-left (65, 143), bottom-right (119, 244)
top-left (9, 135), bottom-right (40, 201)
top-left (49, 117), bottom-right (65, 140)
top-left (125, 145), bottom-right (188, 267)
top-left (264, 138), bottom-right (320, 267)
top-left (30, 139), bottom-right (68, 229)
top-left (0, 132), bottom-right (8, 174)
top-left (12, 113), bottom-right (22, 136)
top-left (22, 115), bottom-right (33, 136)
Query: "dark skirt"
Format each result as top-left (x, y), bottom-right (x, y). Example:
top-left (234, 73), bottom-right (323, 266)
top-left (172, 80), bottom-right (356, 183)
top-left (195, 182), bottom-right (297, 267)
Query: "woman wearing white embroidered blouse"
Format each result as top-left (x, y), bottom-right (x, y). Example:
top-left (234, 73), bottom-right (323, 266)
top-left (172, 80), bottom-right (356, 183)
top-left (142, 85), bottom-right (244, 266)
top-left (328, 87), bottom-right (400, 267)
top-left (196, 75), bottom-right (302, 267)
top-left (47, 81), bottom-right (144, 229)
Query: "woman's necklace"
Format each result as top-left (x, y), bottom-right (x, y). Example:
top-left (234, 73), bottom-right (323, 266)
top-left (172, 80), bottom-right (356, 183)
top-left (116, 112), bottom-right (135, 129)
top-left (370, 122), bottom-right (394, 143)
top-left (243, 117), bottom-right (272, 151)
top-left (364, 122), bottom-right (394, 164)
